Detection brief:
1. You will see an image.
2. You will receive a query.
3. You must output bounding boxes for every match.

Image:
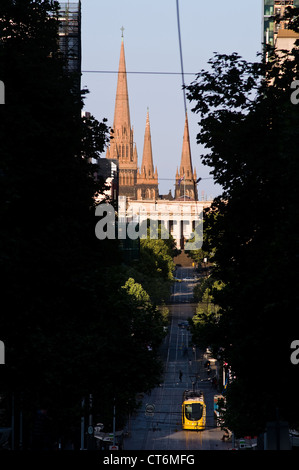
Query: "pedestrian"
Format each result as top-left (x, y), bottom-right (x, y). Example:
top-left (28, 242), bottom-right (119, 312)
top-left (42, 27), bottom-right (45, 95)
top-left (31, 408), bottom-right (52, 450)
top-left (221, 428), bottom-right (230, 442)
top-left (179, 370), bottom-right (183, 382)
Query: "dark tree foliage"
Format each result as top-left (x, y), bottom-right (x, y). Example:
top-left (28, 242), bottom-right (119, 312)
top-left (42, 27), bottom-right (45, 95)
top-left (122, 221), bottom-right (176, 304)
top-left (0, 0), bottom-right (165, 448)
top-left (186, 17), bottom-right (299, 436)
top-left (0, 0), bottom-right (111, 445)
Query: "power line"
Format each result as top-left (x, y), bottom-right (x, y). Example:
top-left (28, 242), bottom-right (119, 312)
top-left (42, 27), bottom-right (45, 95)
top-left (82, 70), bottom-right (197, 76)
top-left (158, 177), bottom-right (213, 181)
top-left (176, 0), bottom-right (187, 114)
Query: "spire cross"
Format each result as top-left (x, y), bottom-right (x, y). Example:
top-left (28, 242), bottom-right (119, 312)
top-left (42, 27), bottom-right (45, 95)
top-left (121, 26), bottom-right (125, 38)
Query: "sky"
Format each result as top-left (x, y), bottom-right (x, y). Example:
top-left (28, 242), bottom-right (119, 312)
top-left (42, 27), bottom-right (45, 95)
top-left (75, 0), bottom-right (263, 199)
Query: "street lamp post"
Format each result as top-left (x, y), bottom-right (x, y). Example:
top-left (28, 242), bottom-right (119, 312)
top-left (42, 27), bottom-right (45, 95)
top-left (80, 398), bottom-right (85, 450)
top-left (113, 398), bottom-right (116, 447)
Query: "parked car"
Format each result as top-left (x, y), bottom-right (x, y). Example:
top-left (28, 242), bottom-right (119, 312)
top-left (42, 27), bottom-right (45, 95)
top-left (178, 320), bottom-right (190, 329)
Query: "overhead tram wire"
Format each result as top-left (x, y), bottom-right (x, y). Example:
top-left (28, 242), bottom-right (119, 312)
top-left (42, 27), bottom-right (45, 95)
top-left (82, 70), bottom-right (197, 76)
top-left (176, 0), bottom-right (207, 209)
top-left (158, 177), bottom-right (212, 181)
top-left (176, 0), bottom-right (187, 115)
top-left (83, 0), bottom-right (192, 93)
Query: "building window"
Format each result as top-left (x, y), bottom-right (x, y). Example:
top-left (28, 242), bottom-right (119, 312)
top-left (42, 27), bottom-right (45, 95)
top-left (265, 5), bottom-right (274, 16)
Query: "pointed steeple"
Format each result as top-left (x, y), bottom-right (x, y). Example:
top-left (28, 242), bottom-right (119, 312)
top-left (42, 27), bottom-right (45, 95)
top-left (107, 32), bottom-right (138, 199)
top-left (133, 142), bottom-right (138, 163)
top-left (140, 109), bottom-right (155, 178)
top-left (175, 112), bottom-right (198, 200)
top-left (113, 34), bottom-right (131, 132)
top-left (136, 109), bottom-right (159, 200)
top-left (179, 112), bottom-right (193, 178)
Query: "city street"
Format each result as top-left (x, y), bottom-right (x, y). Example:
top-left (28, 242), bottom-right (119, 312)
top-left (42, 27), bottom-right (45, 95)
top-left (124, 266), bottom-right (231, 450)
top-left (171, 266), bottom-right (197, 303)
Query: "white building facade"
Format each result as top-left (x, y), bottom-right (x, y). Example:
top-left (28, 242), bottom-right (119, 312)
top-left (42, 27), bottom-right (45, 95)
top-left (118, 196), bottom-right (212, 250)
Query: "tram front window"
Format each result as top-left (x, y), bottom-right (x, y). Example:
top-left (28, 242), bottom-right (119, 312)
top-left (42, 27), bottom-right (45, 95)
top-left (185, 403), bottom-right (203, 421)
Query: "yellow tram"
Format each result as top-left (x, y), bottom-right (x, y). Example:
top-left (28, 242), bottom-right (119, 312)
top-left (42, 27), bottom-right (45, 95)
top-left (182, 390), bottom-right (206, 430)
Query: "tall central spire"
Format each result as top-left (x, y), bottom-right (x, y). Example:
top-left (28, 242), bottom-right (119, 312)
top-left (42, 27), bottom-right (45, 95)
top-left (107, 32), bottom-right (138, 199)
top-left (113, 33), bottom-right (131, 132)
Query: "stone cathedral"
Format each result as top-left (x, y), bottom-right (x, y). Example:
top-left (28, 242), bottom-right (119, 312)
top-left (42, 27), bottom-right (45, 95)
top-left (106, 34), bottom-right (198, 202)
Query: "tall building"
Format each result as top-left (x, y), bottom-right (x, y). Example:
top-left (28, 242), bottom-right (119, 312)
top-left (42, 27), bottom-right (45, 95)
top-left (263, 1), bottom-right (299, 48)
top-left (96, 158), bottom-right (119, 204)
top-left (174, 113), bottom-right (198, 201)
top-left (49, 2), bottom-right (81, 96)
top-left (57, 1), bottom-right (81, 96)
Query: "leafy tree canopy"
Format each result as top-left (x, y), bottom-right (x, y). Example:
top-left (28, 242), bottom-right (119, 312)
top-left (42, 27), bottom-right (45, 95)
top-left (0, 0), bottom-right (167, 447)
top-left (186, 10), bottom-right (299, 436)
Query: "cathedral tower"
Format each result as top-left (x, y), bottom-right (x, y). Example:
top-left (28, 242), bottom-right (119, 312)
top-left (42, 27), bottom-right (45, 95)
top-left (175, 113), bottom-right (198, 201)
top-left (106, 32), bottom-right (138, 199)
top-left (136, 110), bottom-right (159, 200)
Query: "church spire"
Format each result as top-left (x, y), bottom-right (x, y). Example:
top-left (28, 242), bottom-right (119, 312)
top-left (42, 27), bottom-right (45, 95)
top-left (175, 112), bottom-right (198, 200)
top-left (140, 109), bottom-right (155, 178)
top-left (113, 31), bottom-right (131, 132)
top-left (136, 109), bottom-right (159, 200)
top-left (179, 112), bottom-right (193, 178)
top-left (107, 32), bottom-right (138, 200)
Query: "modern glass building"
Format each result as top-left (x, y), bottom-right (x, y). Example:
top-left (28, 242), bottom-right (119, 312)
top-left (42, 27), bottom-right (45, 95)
top-left (57, 1), bottom-right (81, 96)
top-left (263, 1), bottom-right (299, 47)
